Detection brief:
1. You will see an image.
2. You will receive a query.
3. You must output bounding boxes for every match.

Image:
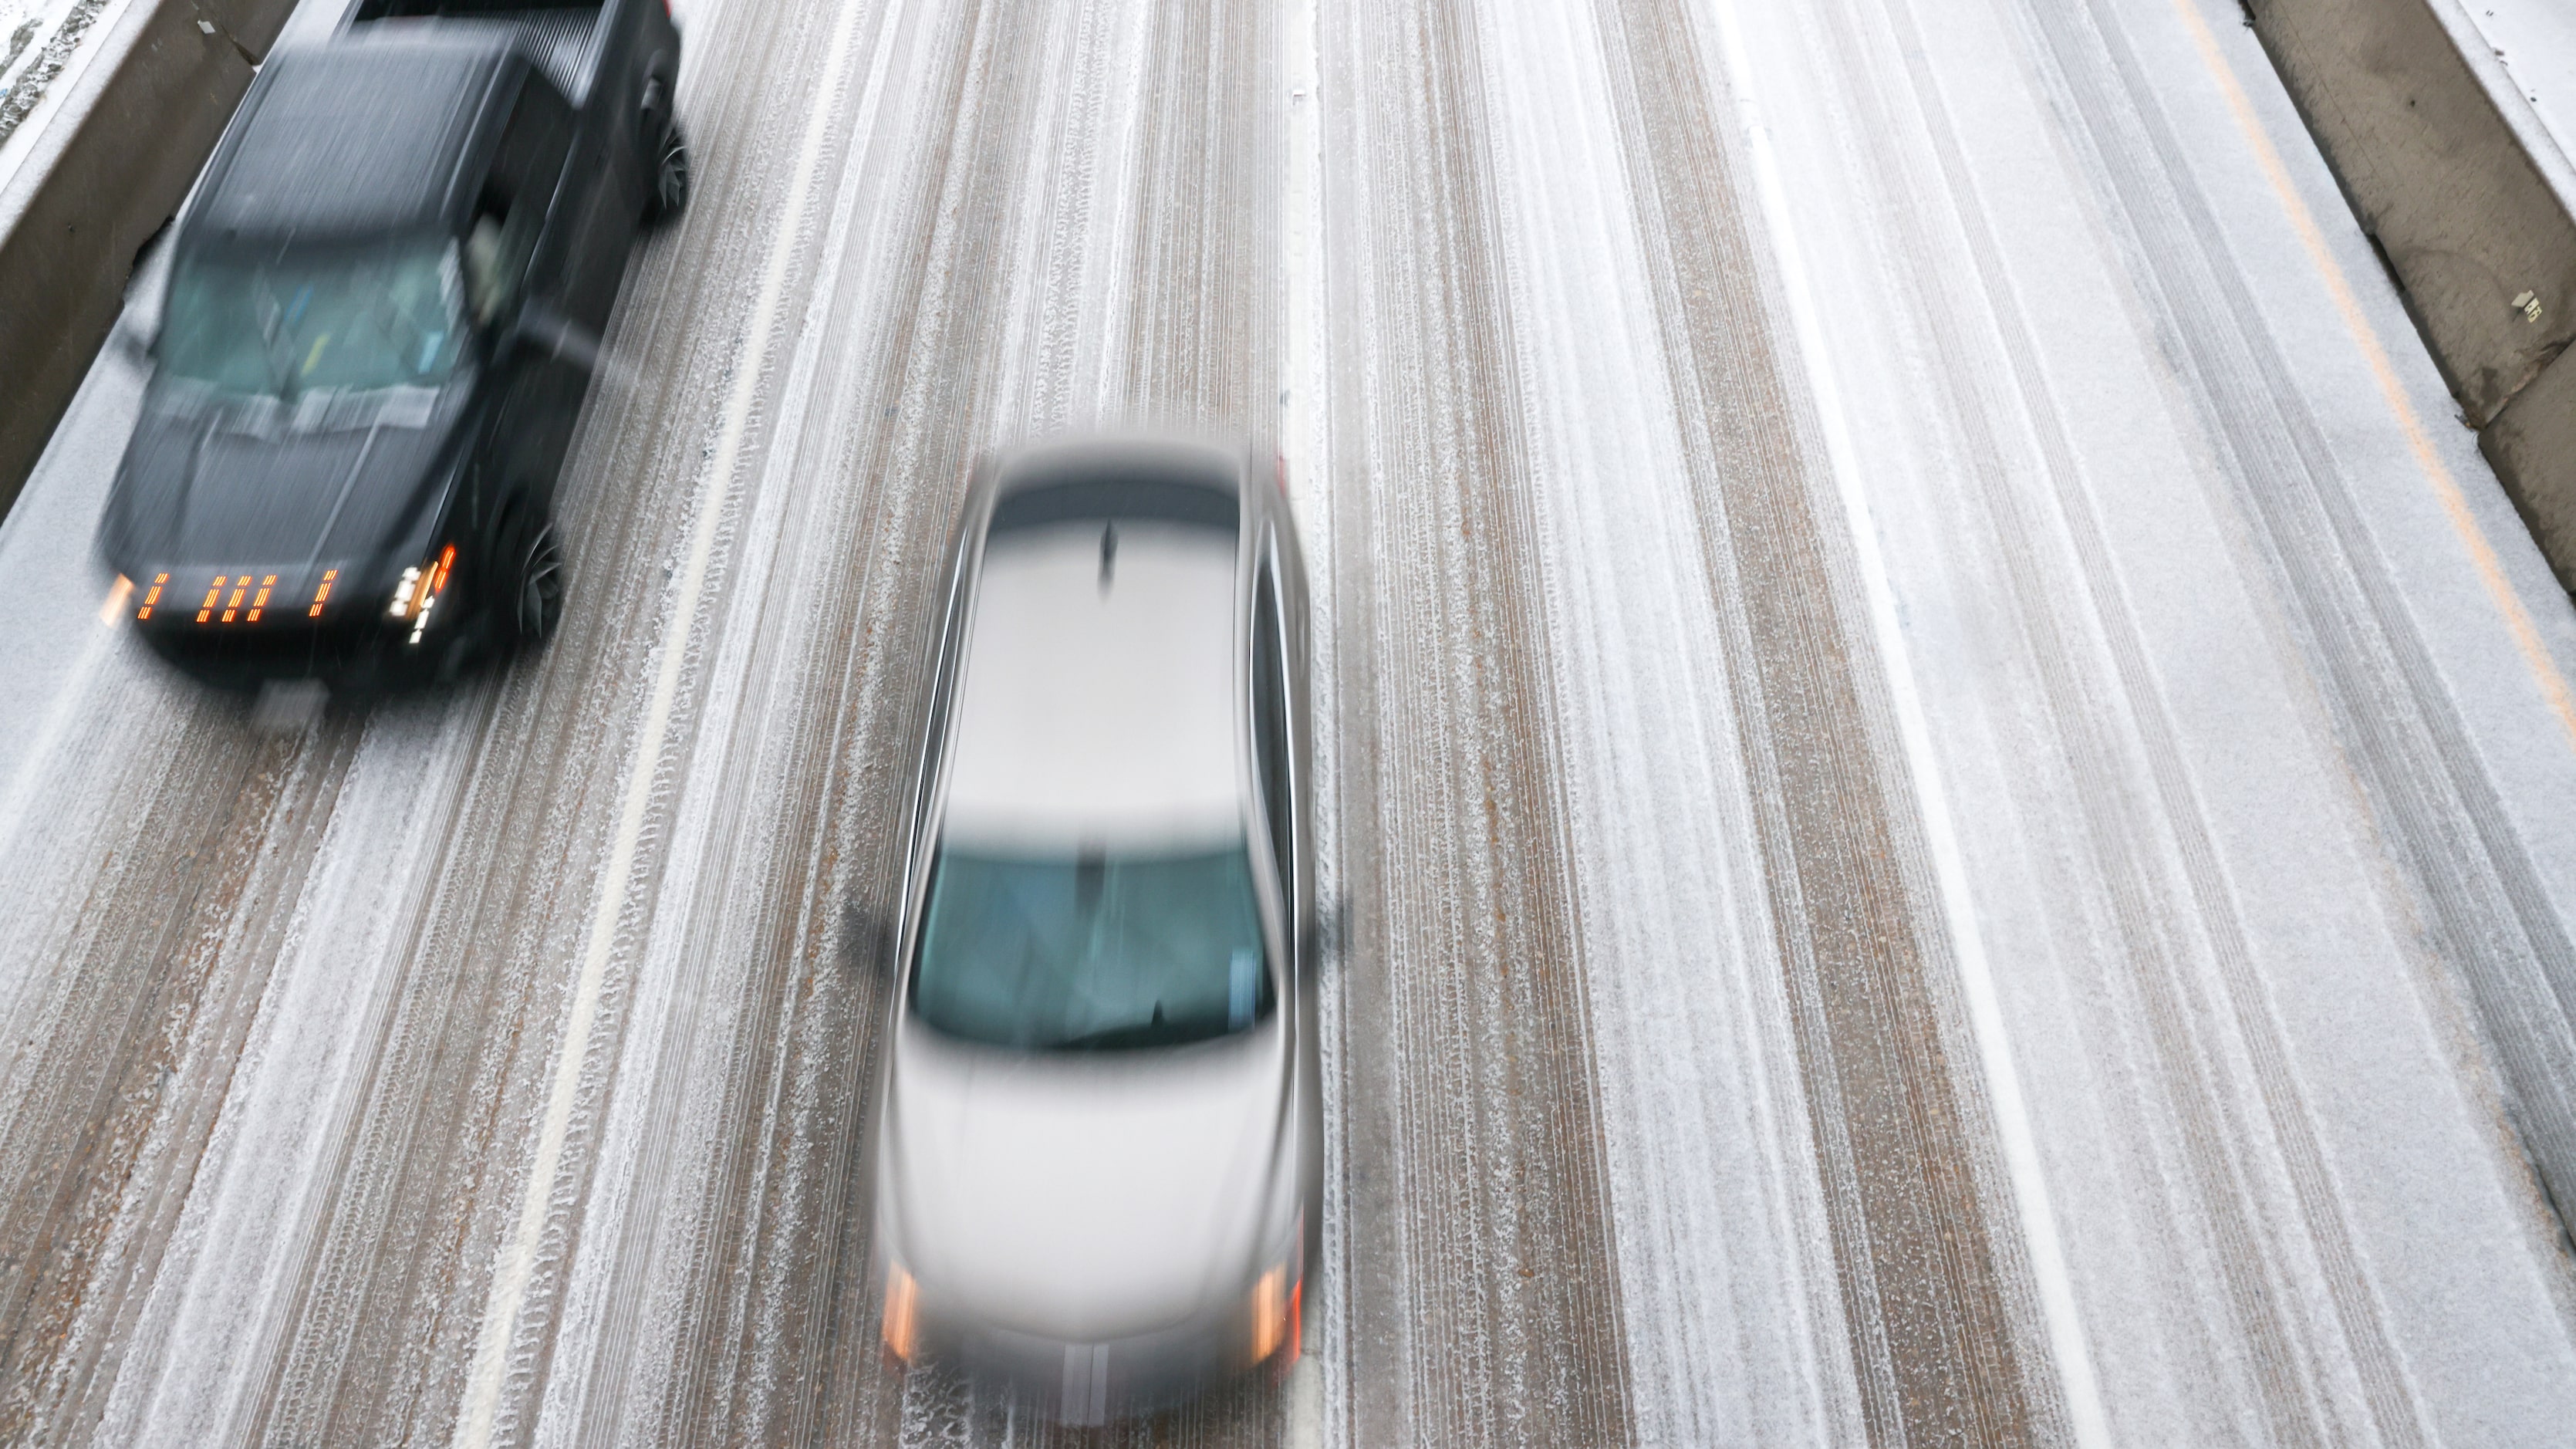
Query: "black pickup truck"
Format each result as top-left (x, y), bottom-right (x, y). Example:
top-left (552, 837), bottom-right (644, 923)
top-left (95, 0), bottom-right (686, 689)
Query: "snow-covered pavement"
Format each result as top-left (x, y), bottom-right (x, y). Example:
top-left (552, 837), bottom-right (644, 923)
top-left (1, 0), bottom-right (2572, 1444)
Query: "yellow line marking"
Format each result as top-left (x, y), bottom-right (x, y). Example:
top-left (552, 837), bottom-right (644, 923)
top-left (2172, 0), bottom-right (2576, 752)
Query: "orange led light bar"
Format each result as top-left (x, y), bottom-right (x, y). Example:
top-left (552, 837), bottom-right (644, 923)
top-left (246, 574), bottom-right (276, 623)
top-left (309, 568), bottom-right (338, 618)
top-left (137, 573), bottom-right (167, 621)
top-left (197, 576), bottom-right (226, 625)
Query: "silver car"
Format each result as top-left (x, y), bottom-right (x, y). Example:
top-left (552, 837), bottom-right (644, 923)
top-left (872, 437), bottom-right (1320, 1420)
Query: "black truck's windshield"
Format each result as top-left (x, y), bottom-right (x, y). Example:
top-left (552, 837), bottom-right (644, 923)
top-left (160, 241), bottom-right (467, 396)
top-left (911, 839), bottom-right (1277, 1052)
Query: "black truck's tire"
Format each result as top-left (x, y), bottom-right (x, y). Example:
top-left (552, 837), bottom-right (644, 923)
top-left (646, 119), bottom-right (690, 223)
top-left (499, 503), bottom-right (566, 647)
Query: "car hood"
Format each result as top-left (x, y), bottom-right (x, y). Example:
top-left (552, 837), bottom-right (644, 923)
top-left (100, 378), bottom-right (464, 573)
top-left (882, 1022), bottom-right (1291, 1341)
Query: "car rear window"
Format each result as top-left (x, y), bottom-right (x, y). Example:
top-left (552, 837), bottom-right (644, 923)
top-left (910, 840), bottom-right (1276, 1051)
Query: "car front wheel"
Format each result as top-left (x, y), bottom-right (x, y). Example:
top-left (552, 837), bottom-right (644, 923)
top-left (499, 503), bottom-right (566, 647)
top-left (646, 119), bottom-right (690, 223)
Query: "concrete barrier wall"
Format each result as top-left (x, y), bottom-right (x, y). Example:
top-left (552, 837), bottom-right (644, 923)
top-left (2248, 0), bottom-right (2576, 593)
top-left (0, 0), bottom-right (299, 526)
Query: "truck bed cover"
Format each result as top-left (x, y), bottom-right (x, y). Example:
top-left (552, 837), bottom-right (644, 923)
top-left (191, 39), bottom-right (500, 242)
top-left (349, 3), bottom-right (607, 103)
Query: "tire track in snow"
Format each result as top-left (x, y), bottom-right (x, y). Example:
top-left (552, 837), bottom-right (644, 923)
top-left (1113, 0), bottom-right (1274, 429)
top-left (1711, 0), bottom-right (2576, 1439)
top-left (1781, 0), bottom-right (2439, 1439)
top-left (1313, 0), bottom-right (1637, 1441)
top-left (0, 701), bottom-right (363, 1445)
top-left (533, 0), bottom-right (1045, 1440)
top-left (1584, 2), bottom-right (2054, 1443)
top-left (2027, 0), bottom-right (2576, 1278)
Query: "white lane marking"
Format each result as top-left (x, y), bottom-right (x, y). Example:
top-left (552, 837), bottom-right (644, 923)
top-left (447, 2), bottom-right (879, 1443)
top-left (1281, 0), bottom-right (1329, 1444)
top-left (1700, 2), bottom-right (2114, 1443)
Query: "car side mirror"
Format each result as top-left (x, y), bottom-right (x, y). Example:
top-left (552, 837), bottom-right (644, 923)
top-left (109, 316), bottom-right (154, 365)
top-left (500, 301), bottom-right (599, 373)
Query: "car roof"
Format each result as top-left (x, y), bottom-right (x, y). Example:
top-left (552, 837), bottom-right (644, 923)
top-left (190, 38), bottom-right (508, 245)
top-left (940, 515), bottom-right (1243, 853)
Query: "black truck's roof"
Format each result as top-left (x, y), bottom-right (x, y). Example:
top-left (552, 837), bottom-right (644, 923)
top-left (189, 37), bottom-right (514, 245)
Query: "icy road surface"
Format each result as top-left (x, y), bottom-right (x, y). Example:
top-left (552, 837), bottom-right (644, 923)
top-left (4, 0), bottom-right (2576, 1444)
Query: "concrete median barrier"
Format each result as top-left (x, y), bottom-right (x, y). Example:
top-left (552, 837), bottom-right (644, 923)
top-left (2247, 0), bottom-right (2576, 593)
top-left (0, 0), bottom-right (297, 527)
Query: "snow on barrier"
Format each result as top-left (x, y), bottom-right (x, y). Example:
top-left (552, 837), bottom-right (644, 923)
top-left (0, 0), bottom-right (297, 525)
top-left (2248, 0), bottom-right (2576, 594)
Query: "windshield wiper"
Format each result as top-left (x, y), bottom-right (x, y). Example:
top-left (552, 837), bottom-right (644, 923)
top-left (1049, 1005), bottom-right (1221, 1052)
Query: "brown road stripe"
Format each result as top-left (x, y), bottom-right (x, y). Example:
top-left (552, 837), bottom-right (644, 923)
top-left (0, 706), bottom-right (363, 1445)
top-left (798, 1), bottom-right (1077, 1442)
top-left (430, 5), bottom-right (901, 1443)
top-left (1586, 1), bottom-right (2051, 1444)
top-left (1322, 0), bottom-right (1635, 1444)
top-left (235, 691), bottom-right (520, 1449)
top-left (672, 0), bottom-right (1053, 1441)
top-left (1116, 0), bottom-right (1276, 429)
top-left (514, 13), bottom-right (956, 1449)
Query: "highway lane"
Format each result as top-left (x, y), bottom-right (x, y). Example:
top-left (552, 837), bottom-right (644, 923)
top-left (1709, 0), bottom-right (2576, 1441)
top-left (2, 0), bottom-right (2574, 1445)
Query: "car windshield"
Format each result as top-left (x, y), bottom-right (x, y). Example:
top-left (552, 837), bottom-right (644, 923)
top-left (159, 240), bottom-right (467, 396)
top-left (911, 839), bottom-right (1275, 1051)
